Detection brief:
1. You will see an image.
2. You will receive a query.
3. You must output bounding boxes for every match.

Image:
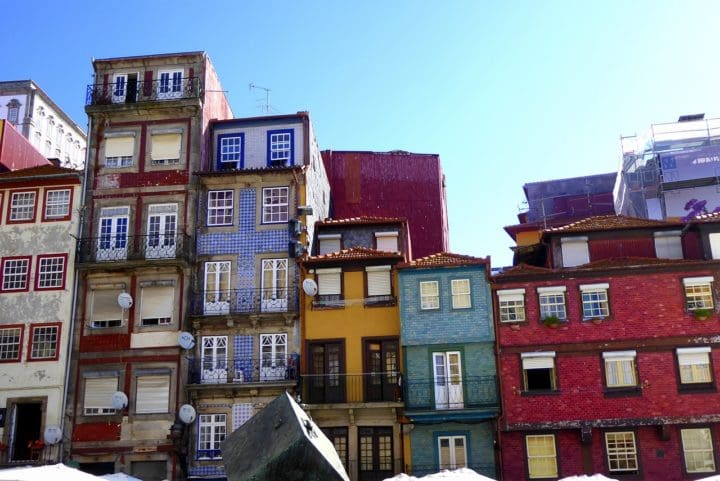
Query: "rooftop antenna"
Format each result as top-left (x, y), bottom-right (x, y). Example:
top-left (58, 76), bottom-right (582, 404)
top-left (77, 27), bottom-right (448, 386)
top-left (249, 83), bottom-right (274, 114)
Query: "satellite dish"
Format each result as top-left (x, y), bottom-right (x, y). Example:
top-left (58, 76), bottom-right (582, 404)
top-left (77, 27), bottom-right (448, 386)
top-left (178, 404), bottom-right (196, 424)
top-left (302, 278), bottom-right (318, 297)
top-left (111, 391), bottom-right (128, 409)
top-left (117, 293), bottom-right (133, 309)
top-left (178, 332), bottom-right (195, 350)
top-left (43, 426), bottom-right (62, 445)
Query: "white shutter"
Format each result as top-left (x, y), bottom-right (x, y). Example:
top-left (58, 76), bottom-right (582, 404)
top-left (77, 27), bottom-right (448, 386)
top-left (136, 375), bottom-right (170, 414)
top-left (375, 232), bottom-right (398, 252)
top-left (140, 286), bottom-right (175, 322)
top-left (318, 235), bottom-right (341, 255)
top-left (560, 237), bottom-right (589, 267)
top-left (654, 232), bottom-right (683, 259)
top-left (151, 133), bottom-right (181, 161)
top-left (92, 289), bottom-right (123, 322)
top-left (316, 268), bottom-right (341, 296)
top-left (105, 136), bottom-right (134, 158)
top-left (710, 233), bottom-right (720, 260)
top-left (498, 288), bottom-right (524, 302)
top-left (521, 352), bottom-right (556, 370)
top-left (84, 377), bottom-right (117, 410)
top-left (677, 347), bottom-right (711, 366)
top-left (366, 266), bottom-right (391, 296)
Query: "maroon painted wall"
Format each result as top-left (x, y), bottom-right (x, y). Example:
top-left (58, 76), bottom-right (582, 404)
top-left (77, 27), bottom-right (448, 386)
top-left (0, 120), bottom-right (49, 171)
top-left (321, 150), bottom-right (449, 259)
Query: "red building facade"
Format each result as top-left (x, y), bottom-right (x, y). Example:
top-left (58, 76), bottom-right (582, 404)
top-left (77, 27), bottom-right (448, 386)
top-left (494, 215), bottom-right (720, 480)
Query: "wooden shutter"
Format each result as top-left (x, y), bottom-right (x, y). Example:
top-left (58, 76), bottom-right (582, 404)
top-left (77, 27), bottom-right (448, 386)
top-left (143, 70), bottom-right (153, 96)
top-left (136, 375), bottom-right (170, 414)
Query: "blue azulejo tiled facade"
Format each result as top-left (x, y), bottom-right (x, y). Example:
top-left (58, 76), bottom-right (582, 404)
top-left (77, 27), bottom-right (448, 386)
top-left (397, 254), bottom-right (499, 478)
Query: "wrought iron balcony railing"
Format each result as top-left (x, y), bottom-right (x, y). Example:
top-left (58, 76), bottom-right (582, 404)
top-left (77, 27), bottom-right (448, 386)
top-left (85, 77), bottom-right (200, 106)
top-left (300, 372), bottom-right (402, 404)
top-left (188, 355), bottom-right (299, 385)
top-left (77, 233), bottom-right (192, 264)
top-left (0, 443), bottom-right (58, 467)
top-left (403, 375), bottom-right (498, 411)
top-left (189, 288), bottom-right (298, 316)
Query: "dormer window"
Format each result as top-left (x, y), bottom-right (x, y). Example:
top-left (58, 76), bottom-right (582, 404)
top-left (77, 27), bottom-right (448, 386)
top-left (267, 129), bottom-right (294, 166)
top-left (654, 230), bottom-right (682, 259)
top-left (375, 232), bottom-right (399, 252)
top-left (217, 133), bottom-right (244, 169)
top-left (318, 234), bottom-right (341, 255)
top-left (560, 236), bottom-right (589, 267)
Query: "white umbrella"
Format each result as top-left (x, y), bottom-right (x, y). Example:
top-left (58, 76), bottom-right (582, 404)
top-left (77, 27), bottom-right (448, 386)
top-left (696, 476), bottom-right (720, 481)
top-left (560, 475), bottom-right (618, 481)
top-left (384, 468), bottom-right (496, 480)
top-left (100, 474), bottom-right (143, 481)
top-left (0, 463), bottom-right (104, 481)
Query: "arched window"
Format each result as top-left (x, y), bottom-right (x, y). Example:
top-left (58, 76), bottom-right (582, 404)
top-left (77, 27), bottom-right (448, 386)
top-left (6, 99), bottom-right (21, 126)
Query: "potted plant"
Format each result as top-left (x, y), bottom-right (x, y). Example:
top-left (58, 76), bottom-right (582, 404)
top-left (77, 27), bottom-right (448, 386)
top-left (542, 315), bottom-right (562, 328)
top-left (693, 308), bottom-right (713, 321)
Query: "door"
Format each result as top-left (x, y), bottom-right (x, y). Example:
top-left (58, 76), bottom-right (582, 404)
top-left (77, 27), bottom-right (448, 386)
top-left (204, 261), bottom-right (230, 315)
top-left (146, 203), bottom-right (177, 259)
top-left (9, 403), bottom-right (42, 461)
top-left (307, 342), bottom-right (344, 403)
top-left (97, 207), bottom-right (129, 260)
top-left (112, 74), bottom-right (127, 103)
top-left (158, 70), bottom-right (183, 99)
top-left (261, 259), bottom-right (288, 312)
top-left (260, 333), bottom-right (287, 381)
top-left (433, 351), bottom-right (464, 409)
top-left (125, 73), bottom-right (138, 103)
top-left (201, 336), bottom-right (227, 384)
top-left (358, 427), bottom-right (394, 481)
top-left (364, 339), bottom-right (399, 402)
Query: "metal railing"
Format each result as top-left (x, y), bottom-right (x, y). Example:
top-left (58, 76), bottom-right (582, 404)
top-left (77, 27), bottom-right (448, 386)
top-left (300, 372), bottom-right (401, 404)
top-left (0, 444), bottom-right (58, 467)
top-left (189, 288), bottom-right (298, 316)
top-left (85, 77), bottom-right (200, 105)
top-left (403, 375), bottom-right (498, 411)
top-left (188, 355), bottom-right (299, 385)
top-left (77, 233), bottom-right (193, 264)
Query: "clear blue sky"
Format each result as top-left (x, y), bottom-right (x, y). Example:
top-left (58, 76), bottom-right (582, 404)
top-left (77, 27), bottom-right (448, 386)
top-left (4, 1), bottom-right (720, 266)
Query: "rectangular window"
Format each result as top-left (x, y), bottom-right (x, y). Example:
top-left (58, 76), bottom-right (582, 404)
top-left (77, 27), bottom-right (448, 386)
top-left (2, 257), bottom-right (30, 291)
top-left (537, 286), bottom-right (567, 320)
top-left (522, 352), bottom-right (557, 392)
top-left (677, 347), bottom-right (713, 385)
top-left (316, 268), bottom-right (342, 307)
top-left (451, 279), bottom-right (471, 309)
top-left (358, 427), bottom-right (393, 478)
top-left (83, 375), bottom-right (118, 415)
top-left (0, 327), bottom-right (22, 361)
top-left (561, 236), bottom-right (589, 267)
top-left (681, 428), bottom-right (716, 473)
top-left (207, 190), bottom-right (234, 226)
top-left (438, 435), bottom-right (467, 470)
top-left (375, 231), bottom-right (399, 252)
top-left (150, 133), bottom-right (181, 165)
top-left (104, 135), bottom-right (134, 168)
top-left (654, 231), bottom-right (683, 259)
top-left (35, 254), bottom-right (67, 290)
top-left (198, 414), bottom-right (226, 459)
top-left (158, 70), bottom-right (183, 99)
top-left (9, 191), bottom-right (37, 222)
top-left (322, 427), bottom-right (348, 472)
top-left (267, 129), bottom-right (293, 166)
top-left (526, 434), bottom-right (558, 479)
top-left (366, 266), bottom-right (392, 299)
top-left (139, 285), bottom-right (174, 326)
top-left (420, 281), bottom-right (439, 310)
top-left (603, 351), bottom-right (637, 388)
top-left (112, 74), bottom-right (128, 103)
top-left (318, 234), bottom-right (342, 255)
top-left (90, 289), bottom-right (125, 329)
top-left (498, 289), bottom-right (526, 322)
top-left (605, 431), bottom-right (639, 474)
top-left (43, 188), bottom-right (71, 221)
top-left (29, 324), bottom-right (60, 360)
top-left (135, 374), bottom-right (170, 414)
top-left (217, 134), bottom-right (244, 169)
top-left (580, 283), bottom-right (610, 319)
top-left (683, 277), bottom-right (714, 310)
top-left (262, 187), bottom-right (289, 223)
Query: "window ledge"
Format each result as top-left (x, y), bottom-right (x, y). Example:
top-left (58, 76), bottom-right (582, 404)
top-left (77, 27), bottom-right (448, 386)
top-left (603, 387), bottom-right (642, 398)
top-left (678, 383), bottom-right (717, 394)
top-left (364, 297), bottom-right (396, 308)
top-left (520, 390), bottom-right (561, 397)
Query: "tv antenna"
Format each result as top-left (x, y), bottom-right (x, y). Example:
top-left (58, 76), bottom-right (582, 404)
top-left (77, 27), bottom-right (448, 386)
top-left (249, 83), bottom-right (275, 113)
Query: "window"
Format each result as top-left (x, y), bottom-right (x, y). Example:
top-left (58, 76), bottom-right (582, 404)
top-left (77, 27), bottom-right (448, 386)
top-left (260, 333), bottom-right (287, 381)
top-left (537, 286), bottom-right (567, 320)
top-left (710, 233), bottom-right (720, 260)
top-left (677, 347), bottom-right (713, 385)
top-left (262, 187), bottom-right (289, 223)
top-left (2, 257), bottom-right (30, 291)
top-left (198, 414), bottom-right (226, 459)
top-left (498, 288), bottom-right (526, 322)
top-left (433, 351), bottom-right (463, 409)
top-left (89, 289), bottom-right (125, 329)
top-left (29, 324), bottom-right (60, 360)
top-left (420, 281), bottom-right (440, 310)
top-left (366, 266), bottom-right (392, 301)
top-left (375, 232), bottom-right (399, 252)
top-left (654, 231), bottom-right (683, 259)
top-left (139, 284), bottom-right (175, 326)
top-left (318, 234), bottom-right (341, 255)
top-left (35, 255), bottom-right (67, 290)
top-left (150, 132), bottom-right (181, 165)
top-left (207, 190), bottom-right (233, 226)
top-left (451, 279), bottom-right (471, 309)
top-left (217, 133), bottom-right (244, 169)
top-left (322, 427), bottom-right (348, 471)
top-left (683, 277), bottom-right (714, 310)
top-left (438, 435), bottom-right (467, 470)
top-left (0, 327), bottom-right (22, 361)
top-left (135, 374), bottom-right (170, 414)
top-left (603, 351), bottom-right (637, 388)
top-left (97, 206), bottom-right (130, 260)
top-left (46, 116), bottom-right (54, 137)
top-left (43, 188), bottom-right (72, 221)
top-left (681, 428), bottom-right (716, 473)
top-left (6, 100), bottom-right (20, 126)
top-left (580, 283), bottom-right (610, 319)
top-left (8, 191), bottom-right (37, 223)
top-left (522, 352), bottom-right (557, 392)
top-left (83, 375), bottom-right (118, 415)
top-left (104, 134), bottom-right (134, 168)
top-left (605, 431), bottom-right (639, 475)
top-left (112, 74), bottom-right (128, 103)
top-left (315, 268), bottom-right (342, 307)
top-left (158, 70), bottom-right (183, 99)
top-left (203, 262), bottom-right (231, 315)
top-left (561, 236), bottom-right (589, 267)
top-left (526, 434), bottom-right (558, 479)
top-left (267, 129), bottom-right (294, 166)
top-left (358, 427), bottom-right (393, 479)
top-left (261, 259), bottom-right (289, 312)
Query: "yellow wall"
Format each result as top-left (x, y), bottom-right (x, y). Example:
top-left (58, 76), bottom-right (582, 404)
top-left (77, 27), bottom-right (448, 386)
top-left (515, 229), bottom-right (541, 246)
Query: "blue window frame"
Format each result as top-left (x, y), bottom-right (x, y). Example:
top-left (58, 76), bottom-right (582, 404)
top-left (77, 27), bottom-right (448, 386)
top-left (217, 133), bottom-right (244, 170)
top-left (266, 129), bottom-right (294, 167)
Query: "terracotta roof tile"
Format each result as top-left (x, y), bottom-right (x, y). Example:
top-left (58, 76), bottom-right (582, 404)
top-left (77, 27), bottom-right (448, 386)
top-left (493, 263), bottom-right (554, 278)
top-left (544, 215), bottom-right (680, 234)
top-left (693, 211), bottom-right (720, 223)
top-left (317, 216), bottom-right (406, 226)
top-left (398, 252), bottom-right (487, 269)
top-left (305, 247), bottom-right (403, 264)
top-left (0, 164), bottom-right (81, 179)
top-left (571, 256), bottom-right (709, 270)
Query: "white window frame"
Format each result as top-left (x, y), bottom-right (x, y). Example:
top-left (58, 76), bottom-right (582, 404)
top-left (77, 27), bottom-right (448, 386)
top-left (10, 191), bottom-right (36, 221)
top-left (681, 428), bottom-right (716, 473)
top-left (269, 131), bottom-right (292, 165)
top-left (683, 277), bottom-right (714, 310)
top-left (198, 414), bottom-right (226, 459)
top-left (149, 131), bottom-right (182, 165)
top-left (2, 258), bottom-right (30, 291)
top-left (605, 431), bottom-right (639, 474)
top-left (219, 134), bottom-right (243, 167)
top-left (90, 288), bottom-right (125, 329)
top-left (262, 186), bottom-right (289, 224)
top-left (0, 327), bottom-right (22, 361)
top-left (580, 283), bottom-right (610, 319)
top-left (677, 347), bottom-right (713, 384)
top-left (83, 375), bottom-right (118, 415)
top-left (560, 236), bottom-right (589, 267)
top-left (537, 286), bottom-right (567, 320)
top-left (44, 188), bottom-right (71, 219)
top-left (112, 73), bottom-right (128, 103)
top-left (29, 324), bottom-right (59, 360)
top-left (521, 352), bottom-right (557, 392)
top-left (420, 281), bottom-right (439, 310)
top-left (37, 255), bottom-right (66, 289)
top-left (103, 133), bottom-right (135, 168)
top-left (157, 69), bottom-right (183, 99)
top-left (139, 283), bottom-right (175, 326)
top-left (603, 351), bottom-right (637, 388)
top-left (654, 230), bottom-right (683, 259)
top-left (498, 289), bottom-right (526, 323)
top-left (438, 435), bottom-right (467, 471)
top-left (526, 434), bottom-right (558, 479)
top-left (207, 190), bottom-right (234, 226)
top-left (451, 279), bottom-right (471, 309)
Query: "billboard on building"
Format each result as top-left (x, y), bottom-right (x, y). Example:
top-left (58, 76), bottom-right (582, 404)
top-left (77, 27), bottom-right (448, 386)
top-left (663, 185), bottom-right (720, 220)
top-left (660, 145), bottom-right (720, 183)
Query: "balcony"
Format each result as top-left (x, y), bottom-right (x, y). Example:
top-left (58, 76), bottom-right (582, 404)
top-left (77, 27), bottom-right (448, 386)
top-left (189, 288), bottom-right (298, 316)
top-left (187, 355), bottom-right (299, 385)
top-left (0, 443), bottom-right (58, 468)
top-left (403, 375), bottom-right (498, 411)
top-left (85, 77), bottom-right (200, 106)
top-left (77, 233), bottom-right (193, 265)
top-left (300, 372), bottom-right (402, 405)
